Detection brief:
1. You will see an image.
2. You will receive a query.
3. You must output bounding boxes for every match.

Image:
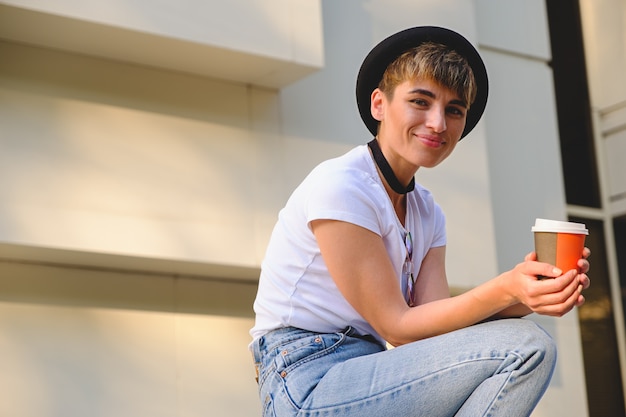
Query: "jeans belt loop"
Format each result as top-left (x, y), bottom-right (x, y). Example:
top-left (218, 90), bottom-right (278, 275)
top-left (252, 338), bottom-right (263, 384)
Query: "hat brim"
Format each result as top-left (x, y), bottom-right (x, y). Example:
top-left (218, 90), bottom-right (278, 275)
top-left (356, 26), bottom-right (488, 139)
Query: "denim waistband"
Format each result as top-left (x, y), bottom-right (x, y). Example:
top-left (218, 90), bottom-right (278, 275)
top-left (251, 326), bottom-right (381, 363)
top-left (252, 327), bottom-right (314, 363)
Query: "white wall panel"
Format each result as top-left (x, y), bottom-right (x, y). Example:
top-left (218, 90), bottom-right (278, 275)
top-left (0, 40), bottom-right (282, 272)
top-left (0, 0), bottom-right (324, 88)
top-left (0, 260), bottom-right (260, 417)
top-left (580, 0), bottom-right (626, 109)
top-left (606, 129), bottom-right (626, 203)
top-left (476, 0), bottom-right (551, 59)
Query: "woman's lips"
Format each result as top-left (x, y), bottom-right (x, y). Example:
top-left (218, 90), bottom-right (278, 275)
top-left (417, 134), bottom-right (445, 148)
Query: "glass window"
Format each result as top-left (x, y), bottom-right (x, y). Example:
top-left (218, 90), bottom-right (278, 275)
top-left (546, 0), bottom-right (601, 208)
top-left (572, 217), bottom-right (626, 416)
top-left (614, 215), bottom-right (626, 322)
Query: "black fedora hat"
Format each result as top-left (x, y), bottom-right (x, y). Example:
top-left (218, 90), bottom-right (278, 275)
top-left (356, 26), bottom-right (488, 139)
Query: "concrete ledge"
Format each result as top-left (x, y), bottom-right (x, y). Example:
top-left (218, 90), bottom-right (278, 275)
top-left (0, 242), bottom-right (261, 283)
top-left (0, 2), bottom-right (323, 88)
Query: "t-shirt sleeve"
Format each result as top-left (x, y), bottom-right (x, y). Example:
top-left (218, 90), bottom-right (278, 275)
top-left (304, 167), bottom-right (386, 236)
top-left (431, 202), bottom-right (447, 248)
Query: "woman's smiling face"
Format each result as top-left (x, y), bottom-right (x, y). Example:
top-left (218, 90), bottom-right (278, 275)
top-left (371, 77), bottom-right (468, 172)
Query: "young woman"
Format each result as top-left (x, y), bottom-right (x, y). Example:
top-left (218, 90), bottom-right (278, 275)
top-left (250, 26), bottom-right (590, 417)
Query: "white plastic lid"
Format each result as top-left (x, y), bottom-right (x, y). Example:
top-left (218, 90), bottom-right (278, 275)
top-left (531, 218), bottom-right (588, 235)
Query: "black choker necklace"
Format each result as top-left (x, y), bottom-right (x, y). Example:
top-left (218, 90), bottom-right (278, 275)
top-left (367, 138), bottom-right (415, 194)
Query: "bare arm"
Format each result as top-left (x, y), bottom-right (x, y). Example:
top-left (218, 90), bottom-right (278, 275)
top-left (311, 219), bottom-right (588, 346)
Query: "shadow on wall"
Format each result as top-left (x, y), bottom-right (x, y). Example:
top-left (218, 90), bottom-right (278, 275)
top-left (0, 260), bottom-right (258, 318)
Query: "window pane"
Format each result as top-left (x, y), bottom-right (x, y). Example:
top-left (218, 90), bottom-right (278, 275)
top-left (572, 216), bottom-right (625, 416)
top-left (546, 0), bottom-right (601, 207)
top-left (614, 215), bottom-right (626, 324)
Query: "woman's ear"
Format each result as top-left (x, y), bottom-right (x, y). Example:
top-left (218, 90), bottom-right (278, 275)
top-left (370, 88), bottom-right (385, 122)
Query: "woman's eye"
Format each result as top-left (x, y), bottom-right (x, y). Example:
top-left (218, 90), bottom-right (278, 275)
top-left (447, 107), bottom-right (465, 117)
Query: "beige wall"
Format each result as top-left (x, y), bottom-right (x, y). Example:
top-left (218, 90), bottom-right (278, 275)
top-left (0, 260), bottom-right (259, 417)
top-left (0, 2), bottom-right (301, 414)
top-left (0, 0), bottom-right (324, 87)
top-left (0, 26), bottom-right (285, 413)
top-left (0, 40), bottom-right (284, 271)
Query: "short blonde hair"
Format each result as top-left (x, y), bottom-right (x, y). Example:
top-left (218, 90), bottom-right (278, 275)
top-left (378, 42), bottom-right (477, 108)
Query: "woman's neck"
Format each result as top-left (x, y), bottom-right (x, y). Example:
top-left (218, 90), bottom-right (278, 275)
top-left (371, 153), bottom-right (407, 225)
top-left (367, 138), bottom-right (415, 195)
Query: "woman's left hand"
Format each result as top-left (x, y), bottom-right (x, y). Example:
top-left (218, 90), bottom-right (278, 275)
top-left (574, 247), bottom-right (591, 306)
top-left (524, 246), bottom-right (591, 307)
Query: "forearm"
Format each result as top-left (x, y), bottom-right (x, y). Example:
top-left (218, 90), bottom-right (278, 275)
top-left (387, 265), bottom-right (583, 345)
top-left (389, 275), bottom-right (516, 346)
top-left (491, 303), bottom-right (533, 319)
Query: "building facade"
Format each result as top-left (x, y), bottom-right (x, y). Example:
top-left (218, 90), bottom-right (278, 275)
top-left (0, 0), bottom-right (624, 416)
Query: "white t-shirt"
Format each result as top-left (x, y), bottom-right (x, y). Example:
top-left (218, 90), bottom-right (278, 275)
top-left (250, 144), bottom-right (446, 346)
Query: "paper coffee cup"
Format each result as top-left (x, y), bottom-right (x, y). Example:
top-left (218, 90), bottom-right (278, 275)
top-left (532, 218), bottom-right (588, 274)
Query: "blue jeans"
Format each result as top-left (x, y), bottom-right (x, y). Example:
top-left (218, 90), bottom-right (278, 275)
top-left (251, 319), bottom-right (556, 417)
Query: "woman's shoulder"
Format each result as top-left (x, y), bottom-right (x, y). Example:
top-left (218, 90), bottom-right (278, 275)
top-left (304, 145), bottom-right (378, 189)
top-left (292, 145), bottom-right (390, 231)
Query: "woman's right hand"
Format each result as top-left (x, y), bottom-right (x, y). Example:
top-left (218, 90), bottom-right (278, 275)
top-left (504, 255), bottom-right (583, 317)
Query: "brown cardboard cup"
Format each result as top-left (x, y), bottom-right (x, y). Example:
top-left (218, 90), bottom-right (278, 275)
top-left (532, 218), bottom-right (588, 276)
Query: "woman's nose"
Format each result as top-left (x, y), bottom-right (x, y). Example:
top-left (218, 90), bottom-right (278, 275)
top-left (426, 107), bottom-right (446, 133)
